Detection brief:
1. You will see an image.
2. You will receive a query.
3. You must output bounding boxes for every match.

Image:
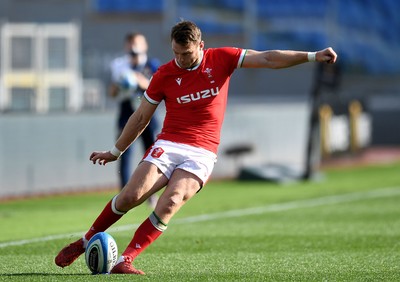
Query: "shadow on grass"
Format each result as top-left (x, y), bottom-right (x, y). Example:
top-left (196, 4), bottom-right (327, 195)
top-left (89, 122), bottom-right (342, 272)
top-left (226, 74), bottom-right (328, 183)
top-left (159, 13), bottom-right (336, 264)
top-left (0, 273), bottom-right (89, 277)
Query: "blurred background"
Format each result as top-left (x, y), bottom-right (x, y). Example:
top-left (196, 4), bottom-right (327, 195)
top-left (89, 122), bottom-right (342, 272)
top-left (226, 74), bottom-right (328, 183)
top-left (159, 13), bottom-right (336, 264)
top-left (1, 0), bottom-right (399, 198)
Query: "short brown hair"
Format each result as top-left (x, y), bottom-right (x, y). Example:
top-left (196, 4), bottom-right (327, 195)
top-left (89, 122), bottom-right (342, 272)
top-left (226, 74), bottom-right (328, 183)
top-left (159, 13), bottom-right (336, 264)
top-left (170, 20), bottom-right (202, 46)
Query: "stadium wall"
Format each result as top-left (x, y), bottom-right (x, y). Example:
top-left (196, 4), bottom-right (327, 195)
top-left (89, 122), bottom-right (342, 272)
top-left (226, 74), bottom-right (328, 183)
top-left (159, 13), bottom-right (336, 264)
top-left (0, 100), bottom-right (309, 198)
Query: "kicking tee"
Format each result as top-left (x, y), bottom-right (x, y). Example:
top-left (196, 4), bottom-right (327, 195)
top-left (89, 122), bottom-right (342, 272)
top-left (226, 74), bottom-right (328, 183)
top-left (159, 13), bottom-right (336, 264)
top-left (144, 47), bottom-right (246, 154)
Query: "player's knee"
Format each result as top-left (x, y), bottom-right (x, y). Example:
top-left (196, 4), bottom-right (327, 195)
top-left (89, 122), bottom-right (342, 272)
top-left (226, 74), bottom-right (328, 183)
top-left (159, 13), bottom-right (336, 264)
top-left (117, 189), bottom-right (144, 210)
top-left (158, 194), bottom-right (184, 215)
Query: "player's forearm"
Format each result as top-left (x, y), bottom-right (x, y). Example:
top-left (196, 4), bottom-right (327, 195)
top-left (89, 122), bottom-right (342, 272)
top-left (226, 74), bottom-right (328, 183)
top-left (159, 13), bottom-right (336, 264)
top-left (115, 111), bottom-right (150, 152)
top-left (263, 50), bottom-right (309, 69)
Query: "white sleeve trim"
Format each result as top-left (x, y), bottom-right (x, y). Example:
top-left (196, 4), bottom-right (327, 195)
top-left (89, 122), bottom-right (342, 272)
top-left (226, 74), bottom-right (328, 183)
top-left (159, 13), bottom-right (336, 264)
top-left (144, 91), bottom-right (161, 105)
top-left (237, 49), bottom-right (247, 68)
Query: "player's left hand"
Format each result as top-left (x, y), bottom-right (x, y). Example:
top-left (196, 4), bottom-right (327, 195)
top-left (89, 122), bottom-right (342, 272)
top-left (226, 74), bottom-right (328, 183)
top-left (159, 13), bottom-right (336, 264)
top-left (90, 151), bottom-right (118, 166)
top-left (317, 47), bottom-right (337, 64)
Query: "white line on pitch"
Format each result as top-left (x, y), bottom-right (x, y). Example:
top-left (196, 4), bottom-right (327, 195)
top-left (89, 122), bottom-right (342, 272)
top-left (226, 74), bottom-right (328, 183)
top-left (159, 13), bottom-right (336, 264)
top-left (0, 186), bottom-right (399, 249)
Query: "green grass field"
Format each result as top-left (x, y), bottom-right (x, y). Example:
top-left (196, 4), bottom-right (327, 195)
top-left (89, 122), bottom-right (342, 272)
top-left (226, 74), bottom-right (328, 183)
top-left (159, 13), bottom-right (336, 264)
top-left (1, 162), bottom-right (400, 281)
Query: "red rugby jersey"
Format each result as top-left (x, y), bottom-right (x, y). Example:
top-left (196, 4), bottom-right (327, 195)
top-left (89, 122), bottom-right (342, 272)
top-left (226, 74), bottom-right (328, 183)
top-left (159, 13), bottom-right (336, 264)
top-left (144, 47), bottom-right (246, 154)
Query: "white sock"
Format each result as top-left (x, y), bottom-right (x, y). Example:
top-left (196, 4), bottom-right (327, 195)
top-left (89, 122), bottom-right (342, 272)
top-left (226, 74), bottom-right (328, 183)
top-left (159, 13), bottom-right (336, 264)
top-left (116, 255), bottom-right (125, 264)
top-left (82, 236), bottom-right (88, 249)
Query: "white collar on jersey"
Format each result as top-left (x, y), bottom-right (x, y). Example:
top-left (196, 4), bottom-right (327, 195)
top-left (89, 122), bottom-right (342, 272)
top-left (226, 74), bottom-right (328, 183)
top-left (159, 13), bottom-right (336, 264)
top-left (175, 50), bottom-right (204, 71)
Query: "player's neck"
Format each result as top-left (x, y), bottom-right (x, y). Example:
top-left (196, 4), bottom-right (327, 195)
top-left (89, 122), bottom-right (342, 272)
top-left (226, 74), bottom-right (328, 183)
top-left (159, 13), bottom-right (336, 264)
top-left (175, 50), bottom-right (204, 71)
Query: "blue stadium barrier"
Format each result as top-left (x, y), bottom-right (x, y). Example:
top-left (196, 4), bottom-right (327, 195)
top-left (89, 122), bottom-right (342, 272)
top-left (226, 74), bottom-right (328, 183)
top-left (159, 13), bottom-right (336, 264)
top-left (93, 0), bottom-right (400, 74)
top-left (94, 0), bottom-right (164, 12)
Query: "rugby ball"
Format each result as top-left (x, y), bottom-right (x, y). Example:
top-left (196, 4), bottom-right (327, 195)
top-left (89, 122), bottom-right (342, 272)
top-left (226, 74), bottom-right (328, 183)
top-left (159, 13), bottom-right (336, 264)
top-left (85, 232), bottom-right (118, 274)
top-left (119, 70), bottom-right (138, 90)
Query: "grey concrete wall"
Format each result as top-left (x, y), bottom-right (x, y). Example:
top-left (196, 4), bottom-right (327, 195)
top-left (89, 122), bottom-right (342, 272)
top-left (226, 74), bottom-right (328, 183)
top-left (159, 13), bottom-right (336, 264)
top-left (0, 112), bottom-right (118, 197)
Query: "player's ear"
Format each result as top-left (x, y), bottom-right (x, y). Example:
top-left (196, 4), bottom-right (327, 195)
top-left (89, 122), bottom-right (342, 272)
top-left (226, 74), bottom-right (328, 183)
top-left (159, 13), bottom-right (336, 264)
top-left (199, 40), bottom-right (204, 50)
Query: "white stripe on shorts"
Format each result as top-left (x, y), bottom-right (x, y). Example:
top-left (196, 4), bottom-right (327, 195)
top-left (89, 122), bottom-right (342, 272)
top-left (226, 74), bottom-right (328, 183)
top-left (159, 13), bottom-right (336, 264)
top-left (143, 139), bottom-right (217, 184)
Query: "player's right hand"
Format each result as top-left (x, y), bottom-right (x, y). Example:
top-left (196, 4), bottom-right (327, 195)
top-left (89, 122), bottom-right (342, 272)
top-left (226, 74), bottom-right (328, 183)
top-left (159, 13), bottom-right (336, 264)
top-left (90, 151), bottom-right (118, 166)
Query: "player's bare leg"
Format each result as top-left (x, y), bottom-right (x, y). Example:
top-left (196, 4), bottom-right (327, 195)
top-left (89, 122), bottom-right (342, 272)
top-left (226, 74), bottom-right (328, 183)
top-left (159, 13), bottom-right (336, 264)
top-left (111, 168), bottom-right (202, 274)
top-left (116, 161), bottom-right (168, 210)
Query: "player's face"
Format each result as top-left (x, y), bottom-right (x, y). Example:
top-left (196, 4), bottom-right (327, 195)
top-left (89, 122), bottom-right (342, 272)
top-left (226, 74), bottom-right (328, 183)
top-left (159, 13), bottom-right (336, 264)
top-left (172, 39), bottom-right (204, 69)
